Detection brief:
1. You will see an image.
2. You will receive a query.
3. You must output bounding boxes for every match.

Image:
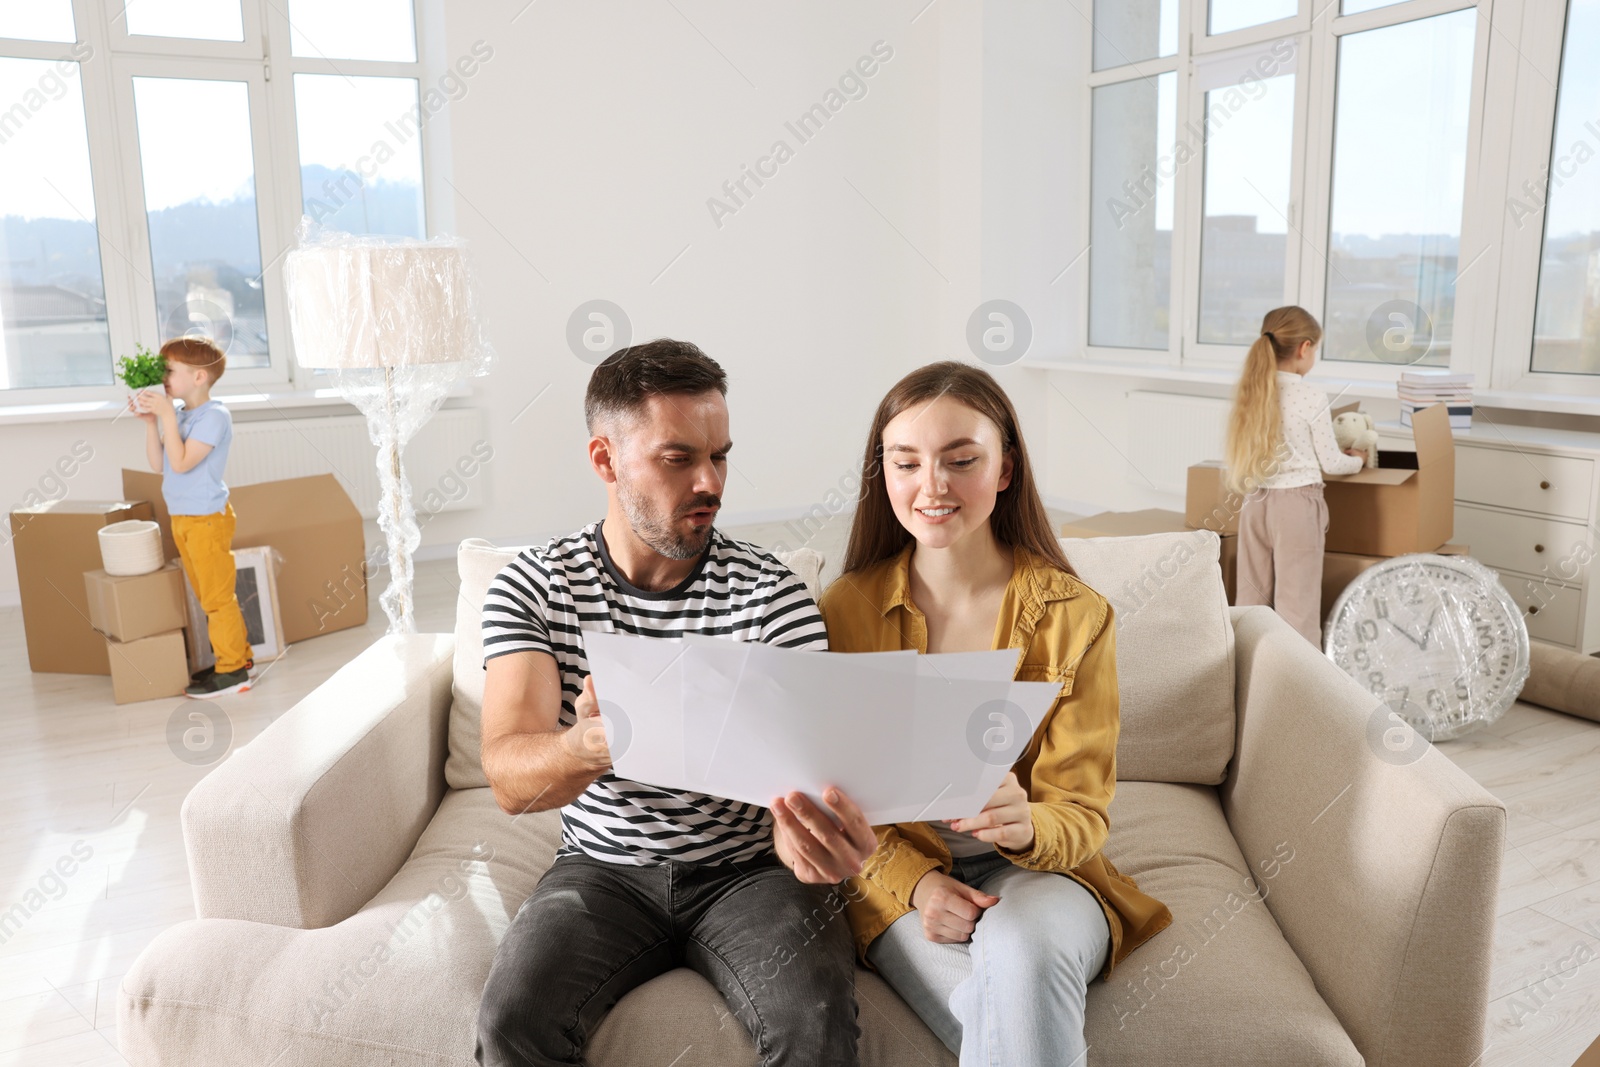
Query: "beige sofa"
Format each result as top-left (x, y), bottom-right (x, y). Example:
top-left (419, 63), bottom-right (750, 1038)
top-left (119, 530), bottom-right (1504, 1065)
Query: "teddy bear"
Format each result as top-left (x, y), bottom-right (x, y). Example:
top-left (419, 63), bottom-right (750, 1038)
top-left (1332, 410), bottom-right (1380, 469)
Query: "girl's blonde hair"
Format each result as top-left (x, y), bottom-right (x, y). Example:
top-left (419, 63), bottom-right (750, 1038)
top-left (1223, 306), bottom-right (1322, 496)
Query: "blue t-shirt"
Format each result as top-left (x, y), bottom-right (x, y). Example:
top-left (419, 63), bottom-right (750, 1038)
top-left (162, 400), bottom-right (232, 516)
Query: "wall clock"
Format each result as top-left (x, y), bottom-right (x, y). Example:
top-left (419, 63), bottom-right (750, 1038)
top-left (1325, 553), bottom-right (1530, 741)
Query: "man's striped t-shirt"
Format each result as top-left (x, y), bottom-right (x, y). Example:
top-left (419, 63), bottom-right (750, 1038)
top-left (481, 519), bottom-right (828, 866)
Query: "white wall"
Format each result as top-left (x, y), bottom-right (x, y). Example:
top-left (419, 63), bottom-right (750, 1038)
top-left (430, 0), bottom-right (959, 552)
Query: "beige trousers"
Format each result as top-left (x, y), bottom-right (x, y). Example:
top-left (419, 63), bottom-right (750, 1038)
top-left (1236, 483), bottom-right (1328, 648)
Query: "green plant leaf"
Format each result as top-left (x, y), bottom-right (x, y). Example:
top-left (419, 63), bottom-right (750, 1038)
top-left (116, 344), bottom-right (166, 390)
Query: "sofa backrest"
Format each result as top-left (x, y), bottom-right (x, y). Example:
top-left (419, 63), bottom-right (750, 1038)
top-left (1058, 530), bottom-right (1236, 784)
top-left (447, 530), bottom-right (1234, 791)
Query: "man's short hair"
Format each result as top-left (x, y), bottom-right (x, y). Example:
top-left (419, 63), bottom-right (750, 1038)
top-left (584, 339), bottom-right (728, 436)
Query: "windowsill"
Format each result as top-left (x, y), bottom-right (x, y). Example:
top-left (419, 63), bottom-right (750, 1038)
top-left (0, 387), bottom-right (357, 426)
top-left (0, 379), bottom-right (477, 427)
top-left (1022, 358), bottom-right (1600, 417)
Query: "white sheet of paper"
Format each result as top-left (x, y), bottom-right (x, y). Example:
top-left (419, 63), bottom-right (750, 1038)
top-left (581, 631), bottom-right (695, 791)
top-left (580, 633), bottom-right (1066, 824)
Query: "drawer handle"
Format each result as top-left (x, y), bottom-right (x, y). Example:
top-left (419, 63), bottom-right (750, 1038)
top-left (1528, 605), bottom-right (1541, 616)
top-left (1535, 544), bottom-right (1545, 553)
top-left (1540, 480), bottom-right (1551, 490)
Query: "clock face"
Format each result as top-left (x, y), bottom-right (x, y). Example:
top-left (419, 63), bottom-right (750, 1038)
top-left (1325, 554), bottom-right (1531, 741)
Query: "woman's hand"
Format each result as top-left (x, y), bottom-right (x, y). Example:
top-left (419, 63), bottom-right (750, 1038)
top-left (947, 772), bottom-right (1034, 852)
top-left (772, 787), bottom-right (876, 884)
top-left (910, 870), bottom-right (999, 943)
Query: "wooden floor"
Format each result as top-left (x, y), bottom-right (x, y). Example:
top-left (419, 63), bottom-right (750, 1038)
top-left (2, 514), bottom-right (1598, 1065)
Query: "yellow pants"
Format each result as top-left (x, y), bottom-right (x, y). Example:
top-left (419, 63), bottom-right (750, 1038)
top-left (172, 503), bottom-right (252, 674)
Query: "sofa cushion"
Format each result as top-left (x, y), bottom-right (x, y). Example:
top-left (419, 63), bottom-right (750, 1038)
top-left (447, 536), bottom-right (824, 791)
top-left (1060, 531), bottom-right (1236, 784)
top-left (1087, 780), bottom-right (1362, 1066)
top-left (119, 787), bottom-right (950, 1067)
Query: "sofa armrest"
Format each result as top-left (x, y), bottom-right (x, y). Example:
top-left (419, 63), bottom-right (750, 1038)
top-left (181, 633), bottom-right (456, 929)
top-left (1221, 606), bottom-right (1504, 1067)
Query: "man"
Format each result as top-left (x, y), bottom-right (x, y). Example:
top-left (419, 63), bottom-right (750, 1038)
top-left (475, 339), bottom-right (875, 1066)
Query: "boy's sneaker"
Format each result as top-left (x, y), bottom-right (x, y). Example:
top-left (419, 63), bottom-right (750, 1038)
top-left (189, 659), bottom-right (254, 685)
top-left (185, 668), bottom-right (251, 699)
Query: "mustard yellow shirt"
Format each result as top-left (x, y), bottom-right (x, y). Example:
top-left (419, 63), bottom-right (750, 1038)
top-left (817, 543), bottom-right (1173, 979)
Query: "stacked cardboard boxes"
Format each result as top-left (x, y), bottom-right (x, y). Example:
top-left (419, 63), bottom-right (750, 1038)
top-left (84, 563), bottom-right (191, 704)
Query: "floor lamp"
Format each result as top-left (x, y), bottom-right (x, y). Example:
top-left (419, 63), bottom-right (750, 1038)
top-left (283, 233), bottom-right (492, 634)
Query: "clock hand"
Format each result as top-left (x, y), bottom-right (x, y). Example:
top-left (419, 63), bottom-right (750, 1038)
top-left (1385, 616), bottom-right (1427, 651)
top-left (1416, 607), bottom-right (1439, 652)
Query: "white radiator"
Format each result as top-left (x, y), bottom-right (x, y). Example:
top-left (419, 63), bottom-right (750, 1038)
top-left (1125, 391), bottom-right (1230, 495)
top-left (229, 408), bottom-right (491, 519)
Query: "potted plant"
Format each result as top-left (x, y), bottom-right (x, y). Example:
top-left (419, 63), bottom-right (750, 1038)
top-left (116, 344), bottom-right (167, 413)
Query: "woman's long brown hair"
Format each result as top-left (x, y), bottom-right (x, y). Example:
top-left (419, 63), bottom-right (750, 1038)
top-left (840, 361), bottom-right (1076, 577)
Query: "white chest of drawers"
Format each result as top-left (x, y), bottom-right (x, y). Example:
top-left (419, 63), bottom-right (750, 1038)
top-left (1377, 419), bottom-right (1600, 654)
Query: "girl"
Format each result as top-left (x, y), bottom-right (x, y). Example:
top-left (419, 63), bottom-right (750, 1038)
top-left (817, 361), bottom-right (1172, 1065)
top-left (1225, 305), bottom-right (1368, 647)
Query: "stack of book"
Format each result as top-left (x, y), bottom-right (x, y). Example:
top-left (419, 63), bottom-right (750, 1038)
top-left (1398, 369), bottom-right (1472, 430)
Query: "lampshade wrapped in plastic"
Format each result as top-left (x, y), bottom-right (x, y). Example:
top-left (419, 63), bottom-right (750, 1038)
top-left (284, 223), bottom-right (493, 634)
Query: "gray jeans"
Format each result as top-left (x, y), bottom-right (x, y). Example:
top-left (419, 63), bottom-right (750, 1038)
top-left (866, 851), bottom-right (1111, 1067)
top-left (476, 852), bottom-right (859, 1066)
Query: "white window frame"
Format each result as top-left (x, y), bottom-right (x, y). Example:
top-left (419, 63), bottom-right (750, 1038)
top-left (0, 0), bottom-right (434, 410)
top-left (1073, 0), bottom-right (1600, 407)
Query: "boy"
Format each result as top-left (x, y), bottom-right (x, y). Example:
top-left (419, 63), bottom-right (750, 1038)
top-left (128, 337), bottom-right (254, 698)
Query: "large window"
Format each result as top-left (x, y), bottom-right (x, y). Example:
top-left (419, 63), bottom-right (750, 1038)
top-left (1088, 72), bottom-right (1176, 349)
top-left (1530, 0), bottom-right (1600, 376)
top-left (1196, 43), bottom-right (1295, 345)
top-left (1084, 0), bottom-right (1600, 399)
top-left (1323, 10), bottom-right (1475, 367)
top-left (0, 52), bottom-right (111, 389)
top-left (0, 1), bottom-right (429, 397)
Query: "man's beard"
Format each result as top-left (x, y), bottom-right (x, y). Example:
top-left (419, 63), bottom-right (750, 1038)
top-left (616, 478), bottom-right (718, 561)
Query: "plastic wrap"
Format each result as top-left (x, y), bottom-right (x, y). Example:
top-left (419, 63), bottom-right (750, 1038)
top-left (283, 221), bottom-right (494, 634)
top-left (1324, 553), bottom-right (1531, 741)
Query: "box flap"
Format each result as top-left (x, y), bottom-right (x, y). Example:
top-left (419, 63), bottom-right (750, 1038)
top-left (1331, 401), bottom-right (1362, 418)
top-left (1409, 402), bottom-right (1455, 466)
top-left (12, 499), bottom-right (148, 517)
top-left (1325, 467), bottom-right (1416, 486)
top-left (122, 468), bottom-right (176, 563)
top-left (233, 475), bottom-right (362, 538)
top-left (1062, 509), bottom-right (1190, 538)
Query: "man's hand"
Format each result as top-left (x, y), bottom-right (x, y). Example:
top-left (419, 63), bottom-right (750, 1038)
top-left (947, 772), bottom-right (1034, 852)
top-left (910, 870), bottom-right (999, 943)
top-left (771, 787), bottom-right (875, 884)
top-left (562, 675), bottom-right (612, 772)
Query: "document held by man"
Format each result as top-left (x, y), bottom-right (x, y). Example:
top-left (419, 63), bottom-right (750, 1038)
top-left (582, 630), bottom-right (1062, 824)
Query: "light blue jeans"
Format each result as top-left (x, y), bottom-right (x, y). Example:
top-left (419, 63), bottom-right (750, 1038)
top-left (866, 851), bottom-right (1111, 1067)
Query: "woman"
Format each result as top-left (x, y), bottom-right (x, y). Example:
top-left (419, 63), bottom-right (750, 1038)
top-left (817, 362), bottom-right (1172, 1064)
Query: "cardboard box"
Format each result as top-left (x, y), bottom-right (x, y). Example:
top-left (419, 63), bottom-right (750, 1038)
top-left (1323, 402), bottom-right (1455, 557)
top-left (83, 562), bottom-right (188, 642)
top-left (182, 545), bottom-right (287, 673)
top-left (1322, 543), bottom-right (1470, 618)
top-left (106, 629), bottom-right (189, 704)
top-left (10, 500), bottom-right (157, 674)
top-left (1185, 461), bottom-right (1239, 535)
top-left (122, 470), bottom-right (367, 644)
top-left (1060, 508), bottom-right (1238, 603)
